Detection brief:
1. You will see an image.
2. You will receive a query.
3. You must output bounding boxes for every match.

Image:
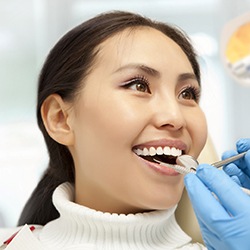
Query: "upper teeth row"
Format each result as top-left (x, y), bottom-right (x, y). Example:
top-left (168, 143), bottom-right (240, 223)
top-left (134, 146), bottom-right (182, 157)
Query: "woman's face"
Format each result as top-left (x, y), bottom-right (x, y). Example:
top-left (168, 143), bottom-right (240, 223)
top-left (69, 27), bottom-right (207, 214)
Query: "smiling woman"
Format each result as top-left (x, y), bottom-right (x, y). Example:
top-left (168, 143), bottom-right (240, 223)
top-left (0, 11), bottom-right (207, 249)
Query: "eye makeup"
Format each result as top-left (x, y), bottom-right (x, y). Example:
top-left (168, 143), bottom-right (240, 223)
top-left (179, 85), bottom-right (201, 103)
top-left (121, 75), bottom-right (151, 93)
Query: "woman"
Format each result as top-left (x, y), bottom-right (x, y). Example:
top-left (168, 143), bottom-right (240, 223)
top-left (0, 11), bottom-right (207, 249)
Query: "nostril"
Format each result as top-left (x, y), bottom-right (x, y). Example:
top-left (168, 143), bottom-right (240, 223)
top-left (154, 108), bottom-right (186, 131)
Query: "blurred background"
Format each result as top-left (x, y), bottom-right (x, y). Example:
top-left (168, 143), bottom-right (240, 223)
top-left (0, 0), bottom-right (250, 228)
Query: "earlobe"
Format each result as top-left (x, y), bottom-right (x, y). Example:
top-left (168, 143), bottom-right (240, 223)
top-left (41, 94), bottom-right (74, 146)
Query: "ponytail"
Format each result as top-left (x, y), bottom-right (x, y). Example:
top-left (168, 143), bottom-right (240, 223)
top-left (18, 142), bottom-right (74, 226)
top-left (18, 172), bottom-right (60, 226)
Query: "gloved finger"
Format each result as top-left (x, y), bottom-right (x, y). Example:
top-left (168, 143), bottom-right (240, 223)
top-left (236, 138), bottom-right (250, 152)
top-left (184, 172), bottom-right (229, 222)
top-left (222, 149), bottom-right (246, 168)
top-left (195, 164), bottom-right (249, 216)
top-left (221, 150), bottom-right (245, 171)
top-left (223, 163), bottom-right (242, 176)
top-left (223, 163), bottom-right (250, 188)
top-left (222, 150), bottom-right (245, 181)
top-left (230, 175), bottom-right (241, 185)
top-left (222, 149), bottom-right (250, 183)
top-left (236, 139), bottom-right (250, 176)
top-left (221, 150), bottom-right (237, 160)
top-left (194, 218), bottom-right (217, 250)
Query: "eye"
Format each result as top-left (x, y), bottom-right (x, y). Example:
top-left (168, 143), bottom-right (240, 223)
top-left (179, 86), bottom-right (201, 102)
top-left (122, 76), bottom-right (151, 94)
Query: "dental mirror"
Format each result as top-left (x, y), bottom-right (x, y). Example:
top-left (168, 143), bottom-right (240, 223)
top-left (176, 155), bottom-right (198, 172)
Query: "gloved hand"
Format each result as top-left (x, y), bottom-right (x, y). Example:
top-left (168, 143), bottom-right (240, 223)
top-left (185, 164), bottom-right (250, 250)
top-left (223, 138), bottom-right (250, 189)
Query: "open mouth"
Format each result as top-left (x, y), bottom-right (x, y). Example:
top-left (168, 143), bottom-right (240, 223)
top-left (133, 146), bottom-right (183, 165)
top-left (140, 155), bottom-right (177, 164)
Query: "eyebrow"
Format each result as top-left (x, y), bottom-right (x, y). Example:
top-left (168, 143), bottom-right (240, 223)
top-left (114, 64), bottom-right (160, 77)
top-left (114, 64), bottom-right (198, 83)
top-left (178, 73), bottom-right (198, 82)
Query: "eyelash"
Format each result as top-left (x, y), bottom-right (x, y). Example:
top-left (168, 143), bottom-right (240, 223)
top-left (122, 76), bottom-right (201, 102)
top-left (122, 75), bottom-right (151, 94)
top-left (180, 85), bottom-right (201, 102)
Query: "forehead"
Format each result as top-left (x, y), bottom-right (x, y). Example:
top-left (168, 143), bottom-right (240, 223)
top-left (93, 27), bottom-right (192, 72)
top-left (97, 26), bottom-right (179, 57)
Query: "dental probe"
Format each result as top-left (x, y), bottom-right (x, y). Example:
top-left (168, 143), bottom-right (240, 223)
top-left (179, 153), bottom-right (250, 196)
top-left (176, 151), bottom-right (247, 171)
top-left (154, 152), bottom-right (250, 195)
top-left (210, 151), bottom-right (247, 168)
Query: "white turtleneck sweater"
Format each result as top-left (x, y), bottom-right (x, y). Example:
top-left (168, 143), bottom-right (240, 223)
top-left (1, 183), bottom-right (206, 249)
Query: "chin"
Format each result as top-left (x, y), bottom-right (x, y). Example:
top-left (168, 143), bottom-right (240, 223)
top-left (142, 195), bottom-right (182, 212)
top-left (157, 187), bottom-right (183, 207)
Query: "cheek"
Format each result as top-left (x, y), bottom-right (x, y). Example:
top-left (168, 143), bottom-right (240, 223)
top-left (74, 97), bottom-right (145, 156)
top-left (72, 100), bottom-right (147, 184)
top-left (93, 97), bottom-right (146, 143)
top-left (188, 109), bottom-right (207, 156)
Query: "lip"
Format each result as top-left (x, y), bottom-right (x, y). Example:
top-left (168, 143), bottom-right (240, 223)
top-left (134, 152), bottom-right (180, 176)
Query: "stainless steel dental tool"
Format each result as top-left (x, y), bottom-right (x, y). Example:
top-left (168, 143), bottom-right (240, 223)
top-left (154, 151), bottom-right (250, 195)
top-left (176, 151), bottom-right (247, 172)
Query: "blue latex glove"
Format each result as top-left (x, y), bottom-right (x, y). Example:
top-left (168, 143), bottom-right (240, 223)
top-left (185, 164), bottom-right (250, 250)
top-left (223, 138), bottom-right (250, 189)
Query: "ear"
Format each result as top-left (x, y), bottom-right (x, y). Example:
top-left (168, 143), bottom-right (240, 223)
top-left (41, 94), bottom-right (74, 146)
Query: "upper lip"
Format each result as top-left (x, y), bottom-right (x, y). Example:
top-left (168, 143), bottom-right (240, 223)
top-left (132, 139), bottom-right (188, 153)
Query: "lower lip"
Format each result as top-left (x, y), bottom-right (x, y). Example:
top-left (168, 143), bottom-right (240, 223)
top-left (136, 155), bottom-right (180, 176)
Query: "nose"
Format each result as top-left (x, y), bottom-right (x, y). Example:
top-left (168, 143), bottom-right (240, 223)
top-left (152, 98), bottom-right (186, 131)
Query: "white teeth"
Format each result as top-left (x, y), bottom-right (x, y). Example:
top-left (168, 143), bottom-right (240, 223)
top-left (163, 146), bottom-right (171, 155)
top-left (136, 148), bottom-right (143, 155)
top-left (156, 147), bottom-right (164, 155)
top-left (134, 146), bottom-right (182, 157)
top-left (142, 148), bottom-right (149, 156)
top-left (171, 147), bottom-right (180, 156)
top-left (149, 147), bottom-right (156, 156)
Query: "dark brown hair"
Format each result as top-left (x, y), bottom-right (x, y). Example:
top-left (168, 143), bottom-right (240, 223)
top-left (18, 10), bottom-right (200, 226)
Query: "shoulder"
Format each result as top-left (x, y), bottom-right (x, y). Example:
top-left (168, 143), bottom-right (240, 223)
top-left (0, 225), bottom-right (43, 249)
top-left (0, 227), bottom-right (22, 243)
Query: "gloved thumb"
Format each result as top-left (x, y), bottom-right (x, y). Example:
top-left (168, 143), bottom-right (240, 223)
top-left (237, 138), bottom-right (250, 153)
top-left (196, 164), bottom-right (248, 216)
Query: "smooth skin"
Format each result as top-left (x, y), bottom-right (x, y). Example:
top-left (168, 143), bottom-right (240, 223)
top-left (42, 27), bottom-right (207, 214)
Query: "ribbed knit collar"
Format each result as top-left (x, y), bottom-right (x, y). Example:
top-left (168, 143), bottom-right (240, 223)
top-left (39, 182), bottom-right (193, 250)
